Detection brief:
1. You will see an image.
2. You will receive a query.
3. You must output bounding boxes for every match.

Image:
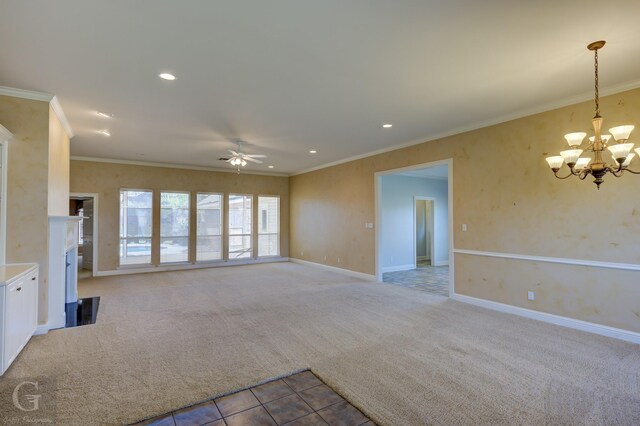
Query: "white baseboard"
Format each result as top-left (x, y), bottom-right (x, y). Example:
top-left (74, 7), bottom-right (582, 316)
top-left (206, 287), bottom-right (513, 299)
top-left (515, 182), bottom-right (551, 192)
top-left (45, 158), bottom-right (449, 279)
top-left (381, 264), bottom-right (415, 273)
top-left (290, 258), bottom-right (376, 281)
top-left (433, 260), bottom-right (449, 266)
top-left (417, 256), bottom-right (428, 261)
top-left (94, 257), bottom-right (290, 277)
top-left (451, 293), bottom-right (640, 345)
top-left (34, 324), bottom-right (50, 335)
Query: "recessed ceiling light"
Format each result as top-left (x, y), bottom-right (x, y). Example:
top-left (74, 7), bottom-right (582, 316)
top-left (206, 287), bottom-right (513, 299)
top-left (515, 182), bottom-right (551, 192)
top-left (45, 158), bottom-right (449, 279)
top-left (158, 73), bottom-right (176, 81)
top-left (268, 165), bottom-right (274, 169)
top-left (382, 123), bottom-right (393, 128)
top-left (309, 150), bottom-right (317, 154)
top-left (97, 111), bottom-right (113, 118)
top-left (99, 130), bottom-right (111, 137)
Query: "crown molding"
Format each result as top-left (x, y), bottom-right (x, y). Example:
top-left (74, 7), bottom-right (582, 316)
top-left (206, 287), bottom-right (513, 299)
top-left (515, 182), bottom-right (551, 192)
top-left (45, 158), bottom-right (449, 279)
top-left (290, 78), bottom-right (640, 176)
top-left (0, 86), bottom-right (74, 138)
top-left (70, 156), bottom-right (289, 177)
top-left (50, 96), bottom-right (75, 138)
top-left (0, 85), bottom-right (53, 102)
top-left (0, 125), bottom-right (13, 142)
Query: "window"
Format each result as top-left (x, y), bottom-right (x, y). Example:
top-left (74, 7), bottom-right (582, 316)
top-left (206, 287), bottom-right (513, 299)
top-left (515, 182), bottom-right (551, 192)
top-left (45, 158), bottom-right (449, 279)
top-left (196, 193), bottom-right (222, 261)
top-left (228, 194), bottom-right (252, 259)
top-left (258, 196), bottom-right (279, 257)
top-left (160, 192), bottom-right (190, 263)
top-left (120, 190), bottom-right (152, 265)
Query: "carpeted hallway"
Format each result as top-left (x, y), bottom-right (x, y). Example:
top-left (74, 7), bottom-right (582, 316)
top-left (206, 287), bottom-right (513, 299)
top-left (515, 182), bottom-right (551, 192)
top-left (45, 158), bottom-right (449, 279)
top-left (1, 262), bottom-right (638, 425)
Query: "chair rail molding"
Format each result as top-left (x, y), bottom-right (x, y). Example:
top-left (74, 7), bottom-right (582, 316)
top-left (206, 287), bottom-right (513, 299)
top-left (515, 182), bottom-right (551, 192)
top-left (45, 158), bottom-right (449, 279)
top-left (453, 248), bottom-right (640, 271)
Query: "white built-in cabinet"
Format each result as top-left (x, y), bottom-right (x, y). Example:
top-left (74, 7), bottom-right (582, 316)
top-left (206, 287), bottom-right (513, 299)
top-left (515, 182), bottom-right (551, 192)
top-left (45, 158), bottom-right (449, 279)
top-left (0, 263), bottom-right (38, 376)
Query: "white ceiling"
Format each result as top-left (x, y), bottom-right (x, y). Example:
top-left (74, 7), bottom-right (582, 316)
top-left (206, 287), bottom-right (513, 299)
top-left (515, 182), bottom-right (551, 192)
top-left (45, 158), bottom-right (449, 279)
top-left (397, 165), bottom-right (448, 180)
top-left (1, 1), bottom-right (640, 175)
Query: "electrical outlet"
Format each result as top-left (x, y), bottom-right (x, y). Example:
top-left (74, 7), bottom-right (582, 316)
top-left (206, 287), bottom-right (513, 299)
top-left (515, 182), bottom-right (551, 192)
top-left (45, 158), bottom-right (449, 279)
top-left (337, 257), bottom-right (341, 263)
top-left (300, 251), bottom-right (303, 257)
top-left (462, 224), bottom-right (468, 232)
top-left (365, 222), bottom-right (374, 229)
top-left (527, 291), bottom-right (535, 301)
top-left (324, 255), bottom-right (327, 261)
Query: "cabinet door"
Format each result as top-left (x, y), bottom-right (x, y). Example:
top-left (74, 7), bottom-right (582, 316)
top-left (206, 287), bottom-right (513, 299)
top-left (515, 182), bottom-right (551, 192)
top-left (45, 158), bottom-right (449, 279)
top-left (5, 278), bottom-right (26, 369)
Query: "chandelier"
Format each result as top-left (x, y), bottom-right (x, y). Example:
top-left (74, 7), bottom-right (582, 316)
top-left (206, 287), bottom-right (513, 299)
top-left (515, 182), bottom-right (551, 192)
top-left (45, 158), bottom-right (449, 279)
top-left (545, 40), bottom-right (637, 189)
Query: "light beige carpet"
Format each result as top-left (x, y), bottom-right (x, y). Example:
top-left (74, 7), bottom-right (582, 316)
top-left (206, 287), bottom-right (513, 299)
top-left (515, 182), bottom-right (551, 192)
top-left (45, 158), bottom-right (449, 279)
top-left (0, 262), bottom-right (638, 425)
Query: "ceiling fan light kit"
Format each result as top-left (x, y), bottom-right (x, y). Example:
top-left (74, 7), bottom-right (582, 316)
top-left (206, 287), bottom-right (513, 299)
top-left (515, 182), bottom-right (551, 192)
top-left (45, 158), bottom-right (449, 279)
top-left (545, 40), bottom-right (638, 189)
top-left (225, 140), bottom-right (267, 174)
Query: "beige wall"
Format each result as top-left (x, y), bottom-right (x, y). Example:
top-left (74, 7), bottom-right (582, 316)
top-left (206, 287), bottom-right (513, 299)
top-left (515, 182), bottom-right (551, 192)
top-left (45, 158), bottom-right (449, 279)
top-left (0, 95), bottom-right (51, 323)
top-left (290, 87), bottom-right (640, 332)
top-left (47, 105), bottom-right (70, 215)
top-left (70, 160), bottom-right (289, 272)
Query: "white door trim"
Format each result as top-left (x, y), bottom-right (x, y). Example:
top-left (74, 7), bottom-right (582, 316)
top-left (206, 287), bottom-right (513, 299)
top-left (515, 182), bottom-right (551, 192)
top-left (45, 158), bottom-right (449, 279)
top-left (0, 125), bottom-right (12, 265)
top-left (70, 193), bottom-right (99, 276)
top-left (374, 158), bottom-right (454, 297)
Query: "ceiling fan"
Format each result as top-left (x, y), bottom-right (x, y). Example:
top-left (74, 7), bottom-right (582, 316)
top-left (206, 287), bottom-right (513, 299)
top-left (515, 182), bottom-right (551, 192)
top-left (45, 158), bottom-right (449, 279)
top-left (222, 140), bottom-right (267, 173)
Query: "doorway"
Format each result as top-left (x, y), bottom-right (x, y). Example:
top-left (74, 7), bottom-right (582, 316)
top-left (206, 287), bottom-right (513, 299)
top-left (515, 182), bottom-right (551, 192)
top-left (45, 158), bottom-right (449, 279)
top-left (415, 198), bottom-right (434, 267)
top-left (375, 159), bottom-right (453, 297)
top-left (69, 193), bottom-right (98, 279)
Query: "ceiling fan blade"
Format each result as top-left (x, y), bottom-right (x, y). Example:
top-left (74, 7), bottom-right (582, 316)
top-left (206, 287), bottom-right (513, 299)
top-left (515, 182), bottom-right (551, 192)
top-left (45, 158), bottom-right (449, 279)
top-left (243, 157), bottom-right (263, 164)
top-left (246, 154), bottom-right (267, 158)
top-left (228, 150), bottom-right (240, 156)
top-left (225, 158), bottom-right (234, 163)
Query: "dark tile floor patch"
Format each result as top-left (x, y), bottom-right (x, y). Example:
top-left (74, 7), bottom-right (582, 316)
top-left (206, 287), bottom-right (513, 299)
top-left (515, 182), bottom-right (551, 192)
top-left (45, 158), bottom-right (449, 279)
top-left (65, 296), bottom-right (100, 328)
top-left (131, 370), bottom-right (375, 426)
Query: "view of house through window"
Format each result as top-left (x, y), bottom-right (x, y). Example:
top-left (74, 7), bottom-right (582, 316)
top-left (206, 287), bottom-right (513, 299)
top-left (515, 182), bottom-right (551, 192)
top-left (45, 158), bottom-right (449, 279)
top-left (228, 194), bottom-right (252, 259)
top-left (160, 192), bottom-right (190, 263)
top-left (196, 193), bottom-right (223, 261)
top-left (119, 190), bottom-right (153, 265)
top-left (120, 191), bottom-right (280, 266)
top-left (258, 196), bottom-right (279, 257)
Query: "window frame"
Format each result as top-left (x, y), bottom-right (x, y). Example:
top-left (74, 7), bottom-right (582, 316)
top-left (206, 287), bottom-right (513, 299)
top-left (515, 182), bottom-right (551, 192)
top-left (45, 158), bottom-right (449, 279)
top-left (159, 190), bottom-right (191, 264)
top-left (227, 193), bottom-right (254, 260)
top-left (119, 188), bottom-right (154, 267)
top-left (257, 194), bottom-right (280, 258)
top-left (195, 192), bottom-right (224, 263)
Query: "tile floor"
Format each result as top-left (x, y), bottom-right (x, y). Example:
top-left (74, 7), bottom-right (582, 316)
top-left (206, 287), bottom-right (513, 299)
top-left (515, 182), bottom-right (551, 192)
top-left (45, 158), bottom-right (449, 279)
top-left (382, 262), bottom-right (449, 297)
top-left (133, 370), bottom-right (375, 426)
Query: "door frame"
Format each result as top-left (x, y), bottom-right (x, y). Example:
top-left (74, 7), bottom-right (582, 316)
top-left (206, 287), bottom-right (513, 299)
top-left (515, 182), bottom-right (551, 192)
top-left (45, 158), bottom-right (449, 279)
top-left (70, 193), bottom-right (99, 276)
top-left (413, 197), bottom-right (435, 268)
top-left (0, 125), bottom-right (11, 265)
top-left (0, 139), bottom-right (8, 265)
top-left (374, 158), bottom-right (454, 297)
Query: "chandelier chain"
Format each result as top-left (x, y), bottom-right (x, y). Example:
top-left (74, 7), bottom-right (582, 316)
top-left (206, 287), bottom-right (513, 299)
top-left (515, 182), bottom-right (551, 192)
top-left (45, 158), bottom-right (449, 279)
top-left (594, 48), bottom-right (600, 118)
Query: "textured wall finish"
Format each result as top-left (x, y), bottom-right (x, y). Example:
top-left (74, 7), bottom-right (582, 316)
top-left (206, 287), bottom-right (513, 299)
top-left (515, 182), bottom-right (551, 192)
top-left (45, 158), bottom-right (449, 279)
top-left (290, 87), bottom-right (640, 332)
top-left (0, 95), bottom-right (51, 323)
top-left (70, 160), bottom-right (289, 272)
top-left (47, 106), bottom-right (70, 216)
